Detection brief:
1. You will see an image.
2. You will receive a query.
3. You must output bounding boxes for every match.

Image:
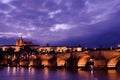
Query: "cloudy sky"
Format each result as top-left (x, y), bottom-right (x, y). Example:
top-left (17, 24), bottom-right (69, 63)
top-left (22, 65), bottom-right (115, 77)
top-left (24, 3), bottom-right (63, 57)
top-left (0, 0), bottom-right (120, 48)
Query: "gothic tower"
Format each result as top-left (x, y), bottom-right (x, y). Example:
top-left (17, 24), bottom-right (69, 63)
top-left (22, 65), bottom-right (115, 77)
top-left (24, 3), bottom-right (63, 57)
top-left (19, 37), bottom-right (24, 46)
top-left (16, 39), bottom-right (19, 46)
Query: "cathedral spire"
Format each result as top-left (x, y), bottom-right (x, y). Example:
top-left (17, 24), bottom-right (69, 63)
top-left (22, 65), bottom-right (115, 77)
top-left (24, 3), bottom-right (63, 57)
top-left (20, 36), bottom-right (23, 41)
top-left (19, 36), bottom-right (23, 46)
top-left (16, 39), bottom-right (19, 46)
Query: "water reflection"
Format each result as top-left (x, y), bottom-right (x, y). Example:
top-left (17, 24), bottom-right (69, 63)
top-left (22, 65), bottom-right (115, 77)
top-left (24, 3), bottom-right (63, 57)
top-left (78, 69), bottom-right (89, 80)
top-left (12, 67), bottom-right (17, 75)
top-left (3, 67), bottom-right (120, 80)
top-left (44, 67), bottom-right (49, 80)
top-left (57, 68), bottom-right (66, 80)
top-left (90, 70), bottom-right (99, 80)
top-left (7, 67), bottom-right (10, 75)
top-left (108, 70), bottom-right (120, 80)
top-left (20, 67), bottom-right (24, 75)
top-left (90, 70), bottom-right (94, 80)
top-left (28, 67), bottom-right (35, 75)
top-left (78, 68), bottom-right (100, 80)
top-left (44, 67), bottom-right (48, 76)
top-left (7, 67), bottom-right (18, 75)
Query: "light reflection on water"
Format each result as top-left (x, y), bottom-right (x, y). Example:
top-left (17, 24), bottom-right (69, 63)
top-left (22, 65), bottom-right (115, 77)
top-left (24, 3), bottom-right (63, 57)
top-left (28, 67), bottom-right (35, 75)
top-left (7, 67), bottom-right (10, 75)
top-left (43, 67), bottom-right (49, 80)
top-left (12, 67), bottom-right (17, 75)
top-left (20, 67), bottom-right (24, 75)
top-left (0, 67), bottom-right (120, 80)
top-left (108, 70), bottom-right (120, 80)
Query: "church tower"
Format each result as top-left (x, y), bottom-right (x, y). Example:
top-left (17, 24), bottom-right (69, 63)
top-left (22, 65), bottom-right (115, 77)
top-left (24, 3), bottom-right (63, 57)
top-left (15, 37), bottom-right (33, 47)
top-left (16, 39), bottom-right (19, 46)
top-left (19, 37), bottom-right (24, 46)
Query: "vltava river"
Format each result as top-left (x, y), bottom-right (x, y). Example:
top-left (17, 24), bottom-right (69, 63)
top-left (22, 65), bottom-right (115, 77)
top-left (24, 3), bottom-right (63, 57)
top-left (0, 67), bottom-right (120, 80)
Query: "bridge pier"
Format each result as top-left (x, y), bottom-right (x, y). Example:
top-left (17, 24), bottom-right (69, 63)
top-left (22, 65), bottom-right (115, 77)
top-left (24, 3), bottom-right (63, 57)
top-left (0, 59), bottom-right (8, 66)
top-left (29, 55), bottom-right (41, 67)
top-left (19, 60), bottom-right (29, 67)
top-left (29, 59), bottom-right (41, 67)
top-left (94, 60), bottom-right (107, 69)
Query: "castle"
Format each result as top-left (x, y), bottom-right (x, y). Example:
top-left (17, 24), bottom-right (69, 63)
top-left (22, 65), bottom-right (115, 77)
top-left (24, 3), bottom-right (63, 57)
top-left (15, 37), bottom-right (33, 46)
top-left (15, 37), bottom-right (82, 52)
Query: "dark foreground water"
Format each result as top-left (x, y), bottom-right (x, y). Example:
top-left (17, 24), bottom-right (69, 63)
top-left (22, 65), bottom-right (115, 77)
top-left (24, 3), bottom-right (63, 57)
top-left (0, 67), bottom-right (120, 80)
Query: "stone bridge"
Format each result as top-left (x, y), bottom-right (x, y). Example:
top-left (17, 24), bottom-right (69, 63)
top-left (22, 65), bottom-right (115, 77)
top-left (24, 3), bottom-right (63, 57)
top-left (1, 50), bottom-right (120, 69)
top-left (89, 50), bottom-right (120, 68)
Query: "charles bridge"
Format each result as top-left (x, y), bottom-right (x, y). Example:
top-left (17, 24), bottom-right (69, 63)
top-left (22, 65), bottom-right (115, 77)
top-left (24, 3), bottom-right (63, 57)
top-left (1, 49), bottom-right (120, 69)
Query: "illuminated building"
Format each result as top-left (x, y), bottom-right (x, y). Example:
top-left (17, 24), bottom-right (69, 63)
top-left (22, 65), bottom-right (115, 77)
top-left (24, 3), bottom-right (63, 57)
top-left (16, 37), bottom-right (33, 46)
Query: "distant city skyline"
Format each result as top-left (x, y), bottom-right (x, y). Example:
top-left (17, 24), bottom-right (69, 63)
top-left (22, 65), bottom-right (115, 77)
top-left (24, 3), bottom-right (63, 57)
top-left (0, 0), bottom-right (120, 48)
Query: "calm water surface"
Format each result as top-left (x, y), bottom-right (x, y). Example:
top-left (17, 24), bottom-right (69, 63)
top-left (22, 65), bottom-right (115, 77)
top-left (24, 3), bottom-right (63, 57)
top-left (0, 67), bottom-right (120, 80)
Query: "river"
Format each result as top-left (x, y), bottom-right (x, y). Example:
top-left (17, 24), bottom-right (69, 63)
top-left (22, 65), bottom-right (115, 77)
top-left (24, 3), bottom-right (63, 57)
top-left (0, 67), bottom-right (120, 80)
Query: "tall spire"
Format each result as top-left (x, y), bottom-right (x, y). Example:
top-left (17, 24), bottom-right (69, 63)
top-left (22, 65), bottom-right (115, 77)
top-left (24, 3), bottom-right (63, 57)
top-left (16, 39), bottom-right (19, 46)
top-left (20, 36), bottom-right (23, 41)
top-left (19, 36), bottom-right (23, 46)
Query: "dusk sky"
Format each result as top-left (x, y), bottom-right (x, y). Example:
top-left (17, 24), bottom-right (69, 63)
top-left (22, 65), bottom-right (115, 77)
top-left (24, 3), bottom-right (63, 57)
top-left (0, 0), bottom-right (120, 48)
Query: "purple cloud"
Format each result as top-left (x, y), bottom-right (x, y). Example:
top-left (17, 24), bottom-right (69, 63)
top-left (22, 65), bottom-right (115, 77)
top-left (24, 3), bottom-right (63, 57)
top-left (0, 0), bottom-right (120, 47)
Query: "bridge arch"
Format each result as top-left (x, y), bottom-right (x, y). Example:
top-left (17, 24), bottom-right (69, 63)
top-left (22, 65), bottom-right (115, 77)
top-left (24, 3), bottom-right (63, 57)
top-left (40, 54), bottom-right (53, 67)
top-left (77, 55), bottom-right (91, 67)
top-left (56, 54), bottom-right (70, 67)
top-left (107, 56), bottom-right (120, 68)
